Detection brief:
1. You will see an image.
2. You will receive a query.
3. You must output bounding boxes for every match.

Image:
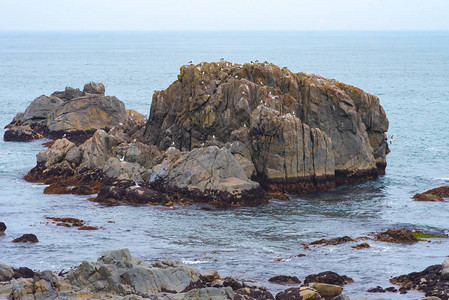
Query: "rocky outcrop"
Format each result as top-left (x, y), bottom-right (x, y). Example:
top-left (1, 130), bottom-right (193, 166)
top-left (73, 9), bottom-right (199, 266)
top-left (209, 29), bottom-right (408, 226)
top-left (20, 62), bottom-right (389, 207)
top-left (375, 229), bottom-right (419, 244)
top-left (0, 249), bottom-right (274, 300)
top-left (413, 186), bottom-right (449, 202)
top-left (304, 271), bottom-right (354, 286)
top-left (145, 62), bottom-right (388, 192)
top-left (4, 82), bottom-right (128, 143)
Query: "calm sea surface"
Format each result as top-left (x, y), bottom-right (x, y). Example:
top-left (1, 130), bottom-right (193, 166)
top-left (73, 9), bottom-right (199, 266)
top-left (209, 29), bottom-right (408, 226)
top-left (0, 32), bottom-right (448, 298)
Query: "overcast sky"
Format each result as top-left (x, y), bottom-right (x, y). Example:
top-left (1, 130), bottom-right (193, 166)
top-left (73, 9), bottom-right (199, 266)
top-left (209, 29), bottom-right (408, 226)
top-left (1, 0), bottom-right (449, 31)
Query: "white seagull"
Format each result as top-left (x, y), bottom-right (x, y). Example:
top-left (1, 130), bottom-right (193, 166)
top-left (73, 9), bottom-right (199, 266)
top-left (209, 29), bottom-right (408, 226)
top-left (119, 155), bottom-right (125, 162)
top-left (389, 135), bottom-right (394, 144)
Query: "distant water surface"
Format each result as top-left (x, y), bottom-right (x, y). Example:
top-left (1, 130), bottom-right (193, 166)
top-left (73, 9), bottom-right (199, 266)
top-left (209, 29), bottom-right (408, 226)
top-left (1, 31), bottom-right (449, 299)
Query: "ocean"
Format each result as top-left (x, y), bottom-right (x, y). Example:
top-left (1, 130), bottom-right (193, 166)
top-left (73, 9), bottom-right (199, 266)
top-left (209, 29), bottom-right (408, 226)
top-left (0, 31), bottom-right (448, 298)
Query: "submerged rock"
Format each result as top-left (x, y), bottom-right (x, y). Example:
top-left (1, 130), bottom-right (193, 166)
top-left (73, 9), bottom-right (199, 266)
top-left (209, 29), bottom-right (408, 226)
top-left (4, 82), bottom-right (127, 143)
top-left (12, 234), bottom-right (38, 243)
top-left (20, 62), bottom-right (389, 207)
top-left (413, 186), bottom-right (449, 202)
top-left (375, 229), bottom-right (418, 244)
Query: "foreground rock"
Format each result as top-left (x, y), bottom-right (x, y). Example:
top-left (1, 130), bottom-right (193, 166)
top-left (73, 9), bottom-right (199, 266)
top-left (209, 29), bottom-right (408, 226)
top-left (268, 275), bottom-right (301, 285)
top-left (413, 186), bottom-right (449, 202)
top-left (0, 249), bottom-right (274, 299)
top-left (21, 62), bottom-right (389, 207)
top-left (304, 271), bottom-right (354, 286)
top-left (391, 258), bottom-right (449, 299)
top-left (4, 82), bottom-right (128, 143)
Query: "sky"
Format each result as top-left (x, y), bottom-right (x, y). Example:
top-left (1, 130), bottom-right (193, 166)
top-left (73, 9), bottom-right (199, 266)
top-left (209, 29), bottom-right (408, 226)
top-left (1, 0), bottom-right (449, 31)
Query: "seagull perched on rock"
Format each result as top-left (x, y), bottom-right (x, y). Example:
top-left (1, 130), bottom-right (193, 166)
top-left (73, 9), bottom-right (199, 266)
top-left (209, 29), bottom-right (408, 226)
top-left (171, 141), bottom-right (175, 146)
top-left (188, 60), bottom-right (193, 64)
top-left (255, 59), bottom-right (259, 63)
top-left (63, 134), bottom-right (67, 138)
top-left (119, 122), bottom-right (123, 126)
top-left (292, 112), bottom-right (296, 116)
top-left (389, 135), bottom-right (394, 144)
top-left (200, 143), bottom-right (205, 147)
top-left (119, 155), bottom-right (125, 162)
top-left (212, 135), bottom-right (216, 140)
top-left (220, 57), bottom-right (225, 61)
top-left (243, 124), bottom-right (247, 128)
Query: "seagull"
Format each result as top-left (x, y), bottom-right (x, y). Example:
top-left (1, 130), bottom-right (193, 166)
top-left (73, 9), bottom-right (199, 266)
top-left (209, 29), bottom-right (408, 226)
top-left (134, 181), bottom-right (140, 187)
top-left (119, 122), bottom-right (123, 126)
top-left (212, 135), bottom-right (216, 140)
top-left (255, 59), bottom-right (259, 63)
top-left (119, 155), bottom-right (125, 162)
top-left (220, 57), bottom-right (224, 61)
top-left (260, 82), bottom-right (264, 85)
top-left (292, 112), bottom-right (296, 116)
top-left (260, 100), bottom-right (263, 104)
top-left (172, 141), bottom-right (175, 146)
top-left (243, 124), bottom-right (247, 128)
top-left (200, 143), bottom-right (205, 147)
top-left (235, 75), bottom-right (238, 78)
top-left (389, 135), bottom-right (394, 144)
top-left (63, 134), bottom-right (67, 138)
top-left (133, 138), bottom-right (136, 142)
top-left (188, 60), bottom-right (193, 64)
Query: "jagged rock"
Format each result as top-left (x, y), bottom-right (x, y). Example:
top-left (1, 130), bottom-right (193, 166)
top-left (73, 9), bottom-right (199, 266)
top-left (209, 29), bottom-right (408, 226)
top-left (275, 286), bottom-right (321, 300)
top-left (0, 262), bottom-right (13, 281)
top-left (375, 229), bottom-right (418, 244)
top-left (0, 222), bottom-right (6, 235)
top-left (309, 236), bottom-right (354, 246)
top-left (12, 234), bottom-right (38, 243)
top-left (304, 271), bottom-right (353, 286)
top-left (413, 186), bottom-right (449, 202)
top-left (4, 82), bottom-right (127, 143)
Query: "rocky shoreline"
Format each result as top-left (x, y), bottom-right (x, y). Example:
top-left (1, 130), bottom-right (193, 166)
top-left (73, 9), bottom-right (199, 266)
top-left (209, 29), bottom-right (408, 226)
top-left (4, 61), bottom-right (390, 207)
top-left (1, 249), bottom-right (448, 300)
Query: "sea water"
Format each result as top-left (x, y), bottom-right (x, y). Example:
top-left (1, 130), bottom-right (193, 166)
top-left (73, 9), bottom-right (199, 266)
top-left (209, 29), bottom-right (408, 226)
top-left (1, 31), bottom-right (448, 299)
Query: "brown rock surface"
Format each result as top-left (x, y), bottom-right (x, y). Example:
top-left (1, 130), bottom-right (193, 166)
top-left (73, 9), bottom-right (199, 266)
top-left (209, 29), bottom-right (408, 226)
top-left (375, 229), bottom-right (418, 244)
top-left (413, 186), bottom-right (449, 202)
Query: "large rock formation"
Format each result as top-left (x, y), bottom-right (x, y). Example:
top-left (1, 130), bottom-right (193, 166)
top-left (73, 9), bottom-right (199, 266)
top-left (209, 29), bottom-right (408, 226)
top-left (144, 62), bottom-right (389, 191)
top-left (4, 82), bottom-right (129, 143)
top-left (20, 62), bottom-right (389, 206)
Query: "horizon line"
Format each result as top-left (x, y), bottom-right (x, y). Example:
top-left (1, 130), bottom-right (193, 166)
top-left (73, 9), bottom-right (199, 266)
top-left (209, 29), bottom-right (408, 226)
top-left (1, 29), bottom-right (449, 33)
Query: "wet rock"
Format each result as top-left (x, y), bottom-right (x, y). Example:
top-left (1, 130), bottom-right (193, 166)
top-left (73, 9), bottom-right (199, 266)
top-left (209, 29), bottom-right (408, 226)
top-left (367, 286), bottom-right (386, 293)
top-left (12, 234), bottom-right (38, 243)
top-left (95, 185), bottom-right (169, 205)
top-left (391, 260), bottom-right (449, 299)
top-left (234, 287), bottom-right (274, 299)
top-left (414, 186), bottom-right (449, 202)
top-left (352, 242), bottom-right (370, 249)
top-left (45, 217), bottom-right (84, 227)
top-left (0, 262), bottom-right (13, 281)
top-left (202, 270), bottom-right (220, 282)
top-left (375, 229), bottom-right (418, 244)
top-left (13, 267), bottom-right (35, 279)
top-left (308, 282), bottom-right (343, 298)
top-left (268, 275), bottom-right (301, 285)
top-left (0, 222), bottom-right (6, 235)
top-left (309, 236), bottom-right (354, 246)
top-left (78, 226), bottom-right (99, 230)
top-left (385, 286), bottom-right (398, 292)
top-left (304, 271), bottom-right (354, 286)
top-left (4, 82), bottom-right (126, 143)
top-left (275, 286), bottom-right (321, 300)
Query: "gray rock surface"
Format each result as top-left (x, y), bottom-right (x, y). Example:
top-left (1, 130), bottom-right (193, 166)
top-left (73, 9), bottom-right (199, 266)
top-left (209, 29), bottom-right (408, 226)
top-left (0, 262), bottom-right (13, 282)
top-left (4, 82), bottom-right (127, 143)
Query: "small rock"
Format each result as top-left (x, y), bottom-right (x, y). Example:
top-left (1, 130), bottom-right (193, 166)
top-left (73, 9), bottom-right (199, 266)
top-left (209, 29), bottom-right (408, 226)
top-left (83, 81), bottom-right (105, 95)
top-left (352, 242), bottom-right (370, 249)
top-left (78, 226), bottom-right (99, 230)
top-left (310, 236), bottom-right (354, 246)
top-left (442, 258), bottom-right (449, 278)
top-left (0, 262), bottom-right (14, 281)
top-left (275, 286), bottom-right (321, 300)
top-left (268, 275), bottom-right (301, 285)
top-left (201, 270), bottom-right (220, 282)
top-left (0, 222), bottom-right (6, 235)
top-left (235, 287), bottom-right (274, 300)
top-left (308, 282), bottom-right (343, 298)
top-left (12, 234), bottom-right (38, 243)
top-left (304, 271), bottom-right (354, 286)
top-left (384, 286), bottom-right (398, 292)
top-left (375, 229), bottom-right (418, 244)
top-left (367, 286), bottom-right (385, 293)
top-left (13, 267), bottom-right (35, 279)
